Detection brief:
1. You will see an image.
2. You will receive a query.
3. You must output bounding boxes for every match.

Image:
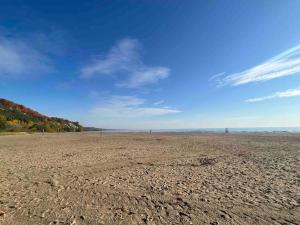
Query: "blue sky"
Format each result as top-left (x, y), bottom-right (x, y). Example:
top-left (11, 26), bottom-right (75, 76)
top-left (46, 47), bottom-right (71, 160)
top-left (1, 0), bottom-right (300, 129)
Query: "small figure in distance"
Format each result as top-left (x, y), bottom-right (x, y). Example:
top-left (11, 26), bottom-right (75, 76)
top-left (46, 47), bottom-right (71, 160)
top-left (225, 128), bottom-right (229, 134)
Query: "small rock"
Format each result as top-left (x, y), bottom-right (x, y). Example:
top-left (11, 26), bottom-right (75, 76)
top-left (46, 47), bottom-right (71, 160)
top-left (220, 214), bottom-right (230, 219)
top-left (52, 179), bottom-right (59, 187)
top-left (210, 222), bottom-right (219, 225)
top-left (70, 218), bottom-right (76, 225)
top-left (0, 210), bottom-right (5, 216)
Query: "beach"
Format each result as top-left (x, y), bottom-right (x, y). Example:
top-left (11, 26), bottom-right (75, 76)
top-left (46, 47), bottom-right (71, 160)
top-left (0, 132), bottom-right (299, 225)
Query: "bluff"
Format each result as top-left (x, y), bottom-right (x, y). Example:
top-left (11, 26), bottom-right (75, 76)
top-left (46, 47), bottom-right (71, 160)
top-left (0, 98), bottom-right (82, 132)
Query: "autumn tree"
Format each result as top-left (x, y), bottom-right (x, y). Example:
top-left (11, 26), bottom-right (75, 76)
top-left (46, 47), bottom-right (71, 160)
top-left (0, 114), bottom-right (7, 130)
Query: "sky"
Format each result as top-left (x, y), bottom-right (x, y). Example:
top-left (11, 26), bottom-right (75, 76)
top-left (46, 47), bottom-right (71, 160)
top-left (1, 0), bottom-right (300, 129)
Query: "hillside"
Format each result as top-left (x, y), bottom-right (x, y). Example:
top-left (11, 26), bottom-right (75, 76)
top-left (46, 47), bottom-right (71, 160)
top-left (0, 98), bottom-right (82, 132)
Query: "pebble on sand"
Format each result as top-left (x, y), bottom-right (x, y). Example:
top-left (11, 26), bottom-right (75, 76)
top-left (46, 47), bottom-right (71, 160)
top-left (0, 210), bottom-right (5, 216)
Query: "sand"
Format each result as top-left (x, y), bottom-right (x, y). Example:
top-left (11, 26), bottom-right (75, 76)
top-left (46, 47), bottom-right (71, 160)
top-left (0, 132), bottom-right (299, 225)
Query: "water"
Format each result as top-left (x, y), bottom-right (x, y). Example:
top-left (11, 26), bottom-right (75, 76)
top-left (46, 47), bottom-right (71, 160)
top-left (104, 127), bottom-right (300, 133)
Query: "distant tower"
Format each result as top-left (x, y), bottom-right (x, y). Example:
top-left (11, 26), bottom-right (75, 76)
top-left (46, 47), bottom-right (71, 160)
top-left (225, 128), bottom-right (229, 134)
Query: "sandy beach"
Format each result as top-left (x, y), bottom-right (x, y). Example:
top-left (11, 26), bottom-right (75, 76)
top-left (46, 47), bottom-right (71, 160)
top-left (0, 132), bottom-right (299, 225)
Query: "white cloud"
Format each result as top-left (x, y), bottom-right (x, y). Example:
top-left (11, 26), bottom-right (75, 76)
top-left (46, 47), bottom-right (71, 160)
top-left (91, 95), bottom-right (180, 119)
top-left (153, 100), bottom-right (165, 105)
top-left (215, 44), bottom-right (300, 86)
top-left (0, 33), bottom-right (54, 78)
top-left (246, 87), bottom-right (300, 102)
top-left (116, 67), bottom-right (170, 88)
top-left (80, 38), bottom-right (170, 88)
top-left (209, 72), bottom-right (225, 81)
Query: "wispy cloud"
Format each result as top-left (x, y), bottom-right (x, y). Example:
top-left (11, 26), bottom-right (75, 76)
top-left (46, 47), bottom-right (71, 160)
top-left (246, 87), bottom-right (300, 102)
top-left (0, 36), bottom-right (53, 78)
top-left (0, 28), bottom-right (66, 78)
top-left (80, 38), bottom-right (170, 88)
top-left (209, 72), bottom-right (225, 81)
top-left (153, 100), bottom-right (165, 105)
top-left (91, 95), bottom-right (180, 118)
top-left (215, 44), bottom-right (300, 86)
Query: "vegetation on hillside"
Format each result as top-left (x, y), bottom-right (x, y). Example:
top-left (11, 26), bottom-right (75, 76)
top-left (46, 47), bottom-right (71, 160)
top-left (0, 98), bottom-right (82, 132)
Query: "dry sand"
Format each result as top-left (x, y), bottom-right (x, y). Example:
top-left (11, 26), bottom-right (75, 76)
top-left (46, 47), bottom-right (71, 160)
top-left (0, 132), bottom-right (299, 225)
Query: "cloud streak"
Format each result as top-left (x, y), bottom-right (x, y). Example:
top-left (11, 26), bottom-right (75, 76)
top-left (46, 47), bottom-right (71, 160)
top-left (80, 38), bottom-right (170, 88)
top-left (215, 44), bottom-right (300, 86)
top-left (91, 95), bottom-right (180, 118)
top-left (246, 87), bottom-right (300, 102)
top-left (0, 35), bottom-right (53, 78)
top-left (153, 100), bottom-right (164, 105)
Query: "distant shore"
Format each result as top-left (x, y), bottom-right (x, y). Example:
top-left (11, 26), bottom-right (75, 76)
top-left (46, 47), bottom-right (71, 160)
top-left (98, 127), bottom-right (300, 133)
top-left (2, 127), bottom-right (300, 136)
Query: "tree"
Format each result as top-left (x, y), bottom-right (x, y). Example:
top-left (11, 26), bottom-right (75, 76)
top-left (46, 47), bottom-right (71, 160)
top-left (0, 114), bottom-right (7, 130)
